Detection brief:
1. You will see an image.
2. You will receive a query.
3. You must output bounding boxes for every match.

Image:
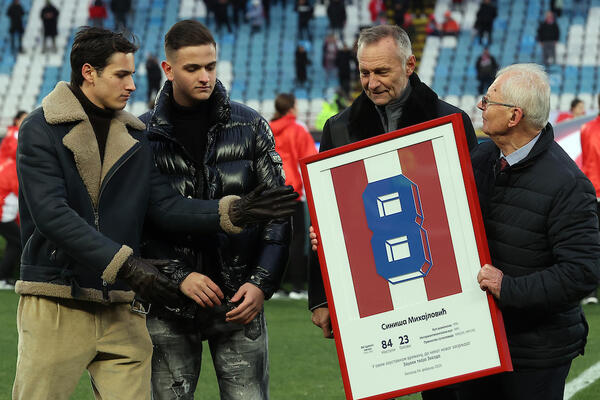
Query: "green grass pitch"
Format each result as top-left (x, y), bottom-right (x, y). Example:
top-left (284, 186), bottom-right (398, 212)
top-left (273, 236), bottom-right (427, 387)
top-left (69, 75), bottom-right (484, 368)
top-left (0, 292), bottom-right (598, 399)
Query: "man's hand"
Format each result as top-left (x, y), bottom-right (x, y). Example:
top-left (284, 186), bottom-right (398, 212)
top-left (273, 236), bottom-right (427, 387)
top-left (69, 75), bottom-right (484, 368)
top-left (229, 183), bottom-right (299, 226)
top-left (311, 307), bottom-right (334, 339)
top-left (309, 225), bottom-right (318, 252)
top-left (477, 263), bottom-right (503, 299)
top-left (180, 272), bottom-right (224, 307)
top-left (117, 257), bottom-right (182, 307)
top-left (225, 283), bottom-right (265, 325)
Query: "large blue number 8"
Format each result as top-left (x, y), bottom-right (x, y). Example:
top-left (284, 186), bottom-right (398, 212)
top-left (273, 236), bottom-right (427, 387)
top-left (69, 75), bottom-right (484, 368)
top-left (362, 174), bottom-right (432, 284)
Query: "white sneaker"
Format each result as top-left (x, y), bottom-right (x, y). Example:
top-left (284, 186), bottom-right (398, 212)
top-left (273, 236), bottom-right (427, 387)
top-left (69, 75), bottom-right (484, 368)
top-left (288, 290), bottom-right (308, 300)
top-left (0, 280), bottom-right (15, 290)
top-left (582, 296), bottom-right (599, 305)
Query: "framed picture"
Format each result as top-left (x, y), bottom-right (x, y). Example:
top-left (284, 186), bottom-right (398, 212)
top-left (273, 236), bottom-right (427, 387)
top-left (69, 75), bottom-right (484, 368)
top-left (301, 114), bottom-right (512, 400)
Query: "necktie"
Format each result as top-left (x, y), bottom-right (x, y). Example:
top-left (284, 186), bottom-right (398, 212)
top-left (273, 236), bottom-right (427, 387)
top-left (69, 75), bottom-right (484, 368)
top-left (499, 157), bottom-right (509, 171)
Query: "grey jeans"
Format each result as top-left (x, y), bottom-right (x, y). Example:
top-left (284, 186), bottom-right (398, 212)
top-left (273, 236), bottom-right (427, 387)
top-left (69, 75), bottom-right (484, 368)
top-left (147, 308), bottom-right (269, 400)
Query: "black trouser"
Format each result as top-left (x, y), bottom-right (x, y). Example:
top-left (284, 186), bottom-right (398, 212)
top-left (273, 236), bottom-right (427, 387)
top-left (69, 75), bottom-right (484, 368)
top-left (421, 362), bottom-right (571, 400)
top-left (283, 201), bottom-right (308, 291)
top-left (477, 26), bottom-right (492, 45)
top-left (298, 23), bottom-right (311, 41)
top-left (0, 220), bottom-right (21, 280)
top-left (10, 31), bottom-right (23, 53)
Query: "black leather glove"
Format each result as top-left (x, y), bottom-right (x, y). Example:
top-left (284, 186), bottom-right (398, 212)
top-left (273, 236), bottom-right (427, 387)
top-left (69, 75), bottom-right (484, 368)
top-left (118, 256), bottom-right (183, 307)
top-left (229, 183), bottom-right (299, 226)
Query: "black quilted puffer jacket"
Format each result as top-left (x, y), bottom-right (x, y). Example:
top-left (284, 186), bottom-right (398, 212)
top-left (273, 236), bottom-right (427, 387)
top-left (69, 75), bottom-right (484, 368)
top-left (139, 80), bottom-right (291, 301)
top-left (471, 123), bottom-right (600, 369)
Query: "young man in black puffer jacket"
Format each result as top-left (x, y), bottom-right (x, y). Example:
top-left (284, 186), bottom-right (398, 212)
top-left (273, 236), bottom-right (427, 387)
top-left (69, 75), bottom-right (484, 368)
top-left (139, 20), bottom-right (291, 400)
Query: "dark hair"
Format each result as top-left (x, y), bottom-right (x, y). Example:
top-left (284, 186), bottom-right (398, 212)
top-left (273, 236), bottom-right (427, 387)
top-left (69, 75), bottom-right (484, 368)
top-left (165, 20), bottom-right (216, 59)
top-left (13, 110), bottom-right (27, 126)
top-left (570, 98), bottom-right (583, 110)
top-left (70, 27), bottom-right (138, 87)
top-left (273, 93), bottom-right (295, 120)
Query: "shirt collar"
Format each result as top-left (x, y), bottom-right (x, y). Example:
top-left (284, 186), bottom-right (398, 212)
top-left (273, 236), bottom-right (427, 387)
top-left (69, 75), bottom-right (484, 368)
top-left (500, 132), bottom-right (541, 166)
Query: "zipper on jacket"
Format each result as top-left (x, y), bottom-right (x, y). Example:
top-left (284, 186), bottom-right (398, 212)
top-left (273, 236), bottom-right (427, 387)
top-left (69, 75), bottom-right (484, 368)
top-left (92, 143), bottom-right (141, 302)
top-left (98, 144), bottom-right (142, 203)
top-left (93, 209), bottom-right (99, 230)
top-left (90, 206), bottom-right (107, 300)
top-left (102, 280), bottom-right (109, 301)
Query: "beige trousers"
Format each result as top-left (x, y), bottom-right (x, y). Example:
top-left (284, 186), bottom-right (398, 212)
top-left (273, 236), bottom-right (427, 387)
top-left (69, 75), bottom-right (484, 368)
top-left (13, 295), bottom-right (153, 400)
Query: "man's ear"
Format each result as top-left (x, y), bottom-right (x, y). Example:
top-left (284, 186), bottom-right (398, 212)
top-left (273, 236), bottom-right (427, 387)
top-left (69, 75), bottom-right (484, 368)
top-left (508, 107), bottom-right (524, 128)
top-left (406, 55), bottom-right (416, 76)
top-left (81, 63), bottom-right (96, 85)
top-left (161, 60), bottom-right (174, 81)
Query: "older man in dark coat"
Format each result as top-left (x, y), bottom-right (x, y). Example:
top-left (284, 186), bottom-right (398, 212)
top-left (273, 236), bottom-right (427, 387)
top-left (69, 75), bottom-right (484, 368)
top-left (40, 0), bottom-right (59, 53)
top-left (309, 24), bottom-right (477, 334)
top-left (308, 25), bottom-right (478, 400)
top-left (429, 64), bottom-right (600, 400)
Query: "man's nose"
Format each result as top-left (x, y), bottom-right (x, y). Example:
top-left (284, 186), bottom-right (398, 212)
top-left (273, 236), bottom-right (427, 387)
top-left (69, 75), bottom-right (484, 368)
top-left (368, 77), bottom-right (379, 89)
top-left (476, 98), bottom-right (484, 111)
top-left (125, 75), bottom-right (136, 91)
top-left (198, 69), bottom-right (209, 82)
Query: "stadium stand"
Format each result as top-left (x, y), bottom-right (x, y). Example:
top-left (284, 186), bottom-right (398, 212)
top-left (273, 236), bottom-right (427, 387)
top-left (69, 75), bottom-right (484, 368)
top-left (1, 0), bottom-right (599, 135)
top-left (418, 0), bottom-right (600, 128)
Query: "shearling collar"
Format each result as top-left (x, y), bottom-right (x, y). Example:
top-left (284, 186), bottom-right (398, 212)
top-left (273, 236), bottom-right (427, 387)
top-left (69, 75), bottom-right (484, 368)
top-left (41, 81), bottom-right (145, 208)
top-left (42, 81), bottom-right (145, 129)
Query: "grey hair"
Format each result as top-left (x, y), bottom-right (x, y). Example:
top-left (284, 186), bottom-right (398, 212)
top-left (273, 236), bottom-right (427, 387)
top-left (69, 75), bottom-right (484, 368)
top-left (496, 63), bottom-right (550, 130)
top-left (357, 25), bottom-right (412, 67)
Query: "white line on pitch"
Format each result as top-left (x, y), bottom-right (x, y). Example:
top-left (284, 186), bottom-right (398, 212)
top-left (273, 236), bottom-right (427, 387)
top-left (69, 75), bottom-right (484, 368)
top-left (564, 361), bottom-right (600, 399)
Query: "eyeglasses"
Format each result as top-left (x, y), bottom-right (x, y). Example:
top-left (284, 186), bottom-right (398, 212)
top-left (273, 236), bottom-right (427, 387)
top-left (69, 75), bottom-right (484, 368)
top-left (480, 96), bottom-right (517, 110)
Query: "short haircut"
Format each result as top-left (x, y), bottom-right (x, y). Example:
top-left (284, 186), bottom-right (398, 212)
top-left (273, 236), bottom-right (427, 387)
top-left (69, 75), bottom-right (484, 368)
top-left (164, 20), bottom-right (216, 60)
top-left (70, 27), bottom-right (138, 87)
top-left (570, 98), bottom-right (583, 110)
top-left (357, 25), bottom-right (413, 67)
top-left (496, 63), bottom-right (550, 131)
top-left (273, 93), bottom-right (295, 120)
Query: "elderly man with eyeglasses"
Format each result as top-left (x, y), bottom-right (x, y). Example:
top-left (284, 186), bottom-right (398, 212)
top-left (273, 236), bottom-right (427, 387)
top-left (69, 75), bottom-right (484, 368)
top-left (433, 63), bottom-right (600, 400)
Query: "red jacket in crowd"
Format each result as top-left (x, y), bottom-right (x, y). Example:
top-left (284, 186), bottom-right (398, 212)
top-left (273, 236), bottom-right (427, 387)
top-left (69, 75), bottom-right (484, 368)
top-left (368, 0), bottom-right (385, 23)
top-left (580, 115), bottom-right (600, 197)
top-left (270, 114), bottom-right (317, 200)
top-left (556, 111), bottom-right (574, 123)
top-left (89, 4), bottom-right (108, 19)
top-left (0, 126), bottom-right (19, 223)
